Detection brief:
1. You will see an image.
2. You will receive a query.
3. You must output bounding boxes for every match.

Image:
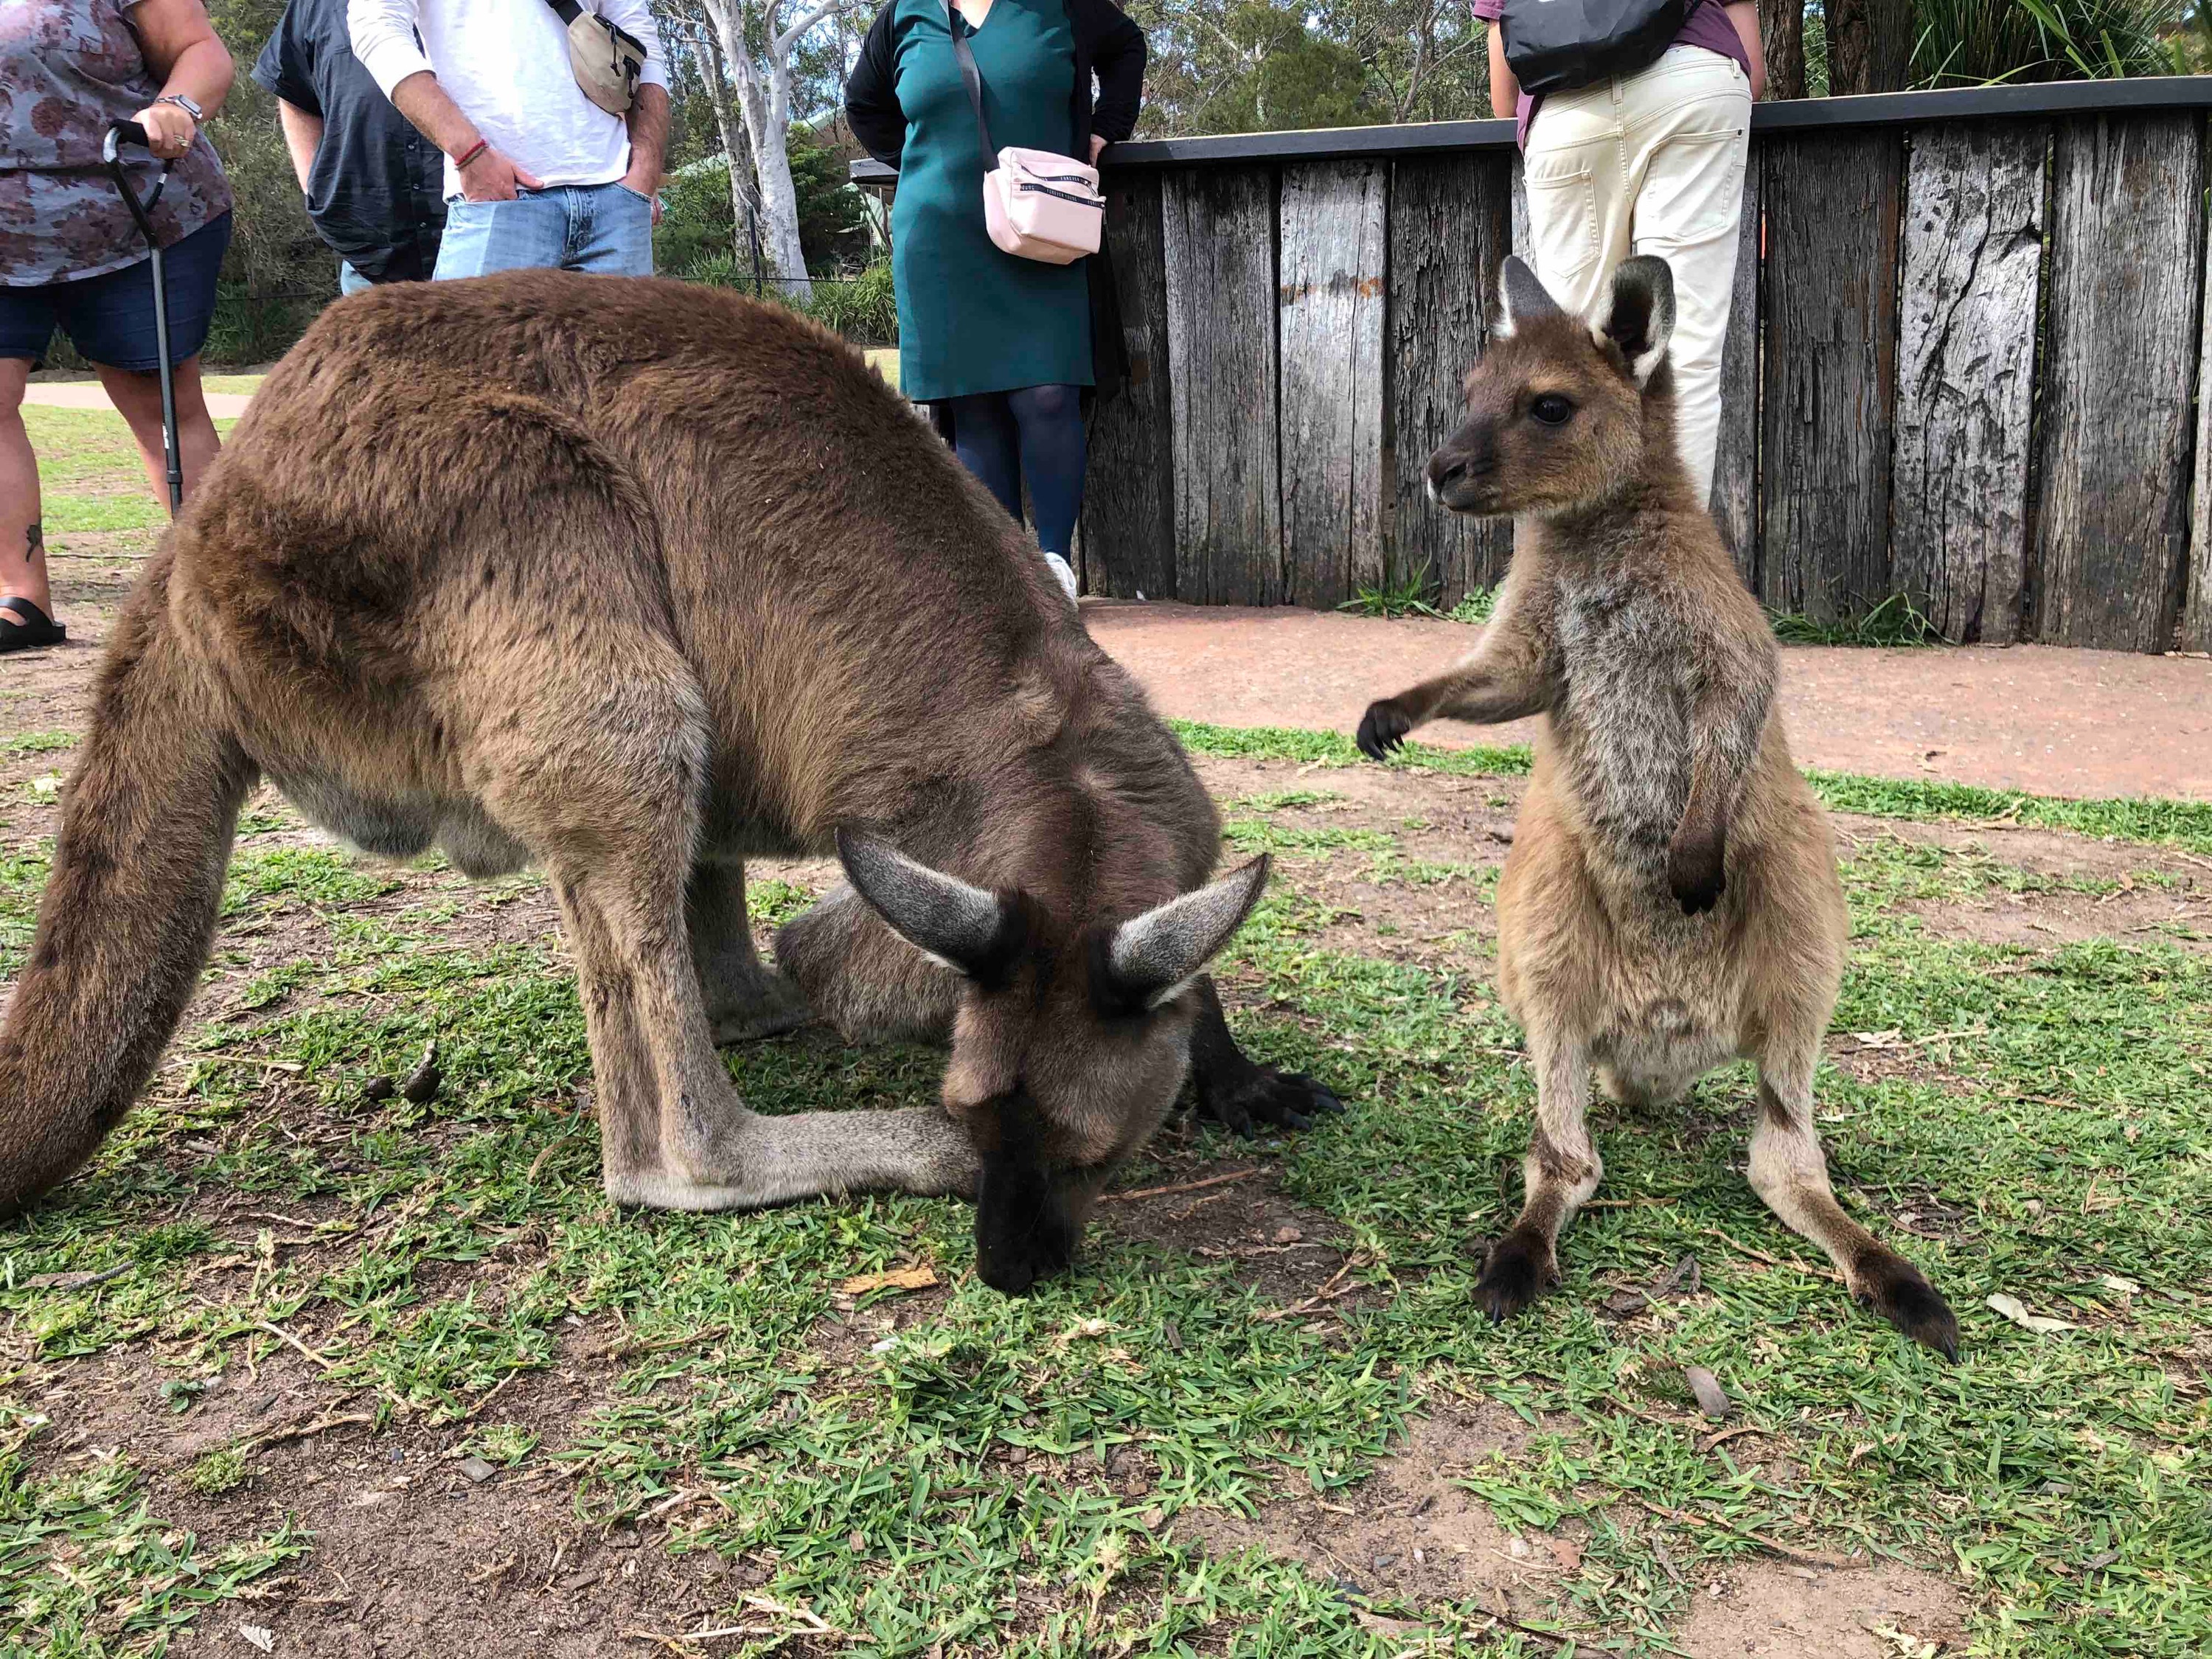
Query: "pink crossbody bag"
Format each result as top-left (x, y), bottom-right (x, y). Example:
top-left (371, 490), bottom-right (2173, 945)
top-left (945, 0), bottom-right (1104, 265)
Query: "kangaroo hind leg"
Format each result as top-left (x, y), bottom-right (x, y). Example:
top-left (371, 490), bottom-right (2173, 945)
top-left (1478, 1022), bottom-right (1601, 1323)
top-left (1750, 1037), bottom-right (1958, 1360)
top-left (689, 855), bottom-right (813, 1043)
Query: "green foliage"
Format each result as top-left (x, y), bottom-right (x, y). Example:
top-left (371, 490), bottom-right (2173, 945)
top-left (185, 1446), bottom-right (249, 1496)
top-left (1130, 0), bottom-right (1490, 133)
top-left (1911, 0), bottom-right (2187, 84)
top-left (801, 257), bottom-right (898, 344)
top-left (1767, 592), bottom-right (1941, 647)
top-left (1340, 566), bottom-right (1446, 619)
top-left (686, 254), bottom-right (900, 346)
top-left (655, 156), bottom-right (745, 277)
top-left (658, 130), bottom-right (868, 282)
top-left (1447, 587), bottom-right (1497, 624)
top-left (206, 0), bottom-right (335, 335)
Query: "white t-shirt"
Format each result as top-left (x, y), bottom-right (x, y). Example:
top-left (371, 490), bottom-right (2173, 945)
top-left (349, 0), bottom-right (667, 198)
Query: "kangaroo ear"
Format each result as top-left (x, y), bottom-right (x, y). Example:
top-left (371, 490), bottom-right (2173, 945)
top-left (835, 828), bottom-right (1029, 984)
top-left (1495, 255), bottom-right (1562, 338)
top-left (1593, 254), bottom-right (1677, 387)
top-left (1099, 855), bottom-right (1270, 1012)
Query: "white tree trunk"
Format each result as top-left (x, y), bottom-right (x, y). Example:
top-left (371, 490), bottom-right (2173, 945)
top-left (698, 0), bottom-right (818, 299)
top-left (692, 24), bottom-right (760, 278)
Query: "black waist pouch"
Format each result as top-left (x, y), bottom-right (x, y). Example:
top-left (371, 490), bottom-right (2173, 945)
top-left (1500, 0), bottom-right (1697, 97)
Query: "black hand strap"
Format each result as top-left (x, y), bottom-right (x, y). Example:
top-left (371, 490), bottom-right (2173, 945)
top-left (945, 0), bottom-right (995, 165)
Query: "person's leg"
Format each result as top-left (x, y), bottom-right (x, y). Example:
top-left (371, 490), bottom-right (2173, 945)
top-left (1521, 80), bottom-right (1634, 327)
top-left (1006, 383), bottom-right (1085, 602)
top-left (433, 193), bottom-right (569, 279)
top-left (569, 183), bottom-right (656, 276)
top-left (1005, 383), bottom-right (1085, 557)
top-left (0, 357), bottom-right (52, 643)
top-left (1621, 50), bottom-right (1753, 498)
top-left (97, 356), bottom-right (220, 505)
top-left (338, 259), bottom-right (374, 296)
top-left (945, 392), bottom-right (1022, 521)
top-left (59, 211), bottom-right (229, 507)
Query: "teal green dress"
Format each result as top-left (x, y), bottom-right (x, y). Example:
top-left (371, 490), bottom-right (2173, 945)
top-left (888, 0), bottom-right (1093, 400)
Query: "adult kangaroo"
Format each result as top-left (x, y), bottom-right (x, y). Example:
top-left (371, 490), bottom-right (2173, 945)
top-left (0, 271), bottom-right (1338, 1294)
top-left (1357, 257), bottom-right (1957, 1359)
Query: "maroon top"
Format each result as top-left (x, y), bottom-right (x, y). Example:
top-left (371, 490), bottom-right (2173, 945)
top-left (1475, 0), bottom-right (1753, 149)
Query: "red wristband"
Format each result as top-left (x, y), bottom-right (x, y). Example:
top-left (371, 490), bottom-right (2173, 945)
top-left (453, 138), bottom-right (489, 170)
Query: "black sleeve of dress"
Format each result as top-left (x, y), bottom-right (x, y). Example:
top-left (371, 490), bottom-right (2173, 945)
top-left (844, 2), bottom-right (909, 171)
top-left (1082, 0), bottom-right (1146, 143)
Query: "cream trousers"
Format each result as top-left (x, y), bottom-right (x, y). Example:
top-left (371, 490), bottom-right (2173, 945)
top-left (1521, 45), bottom-right (1753, 499)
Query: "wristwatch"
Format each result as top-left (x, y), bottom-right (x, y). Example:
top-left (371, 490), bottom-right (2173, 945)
top-left (156, 93), bottom-right (204, 122)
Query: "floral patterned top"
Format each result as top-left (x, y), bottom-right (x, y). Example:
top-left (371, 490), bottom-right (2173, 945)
top-left (0, 0), bottom-right (232, 286)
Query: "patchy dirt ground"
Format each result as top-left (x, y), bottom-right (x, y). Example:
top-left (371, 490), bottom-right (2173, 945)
top-left (7, 549), bottom-right (2210, 1658)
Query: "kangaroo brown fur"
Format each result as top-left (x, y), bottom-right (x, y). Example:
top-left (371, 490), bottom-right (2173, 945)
top-left (0, 270), bottom-right (1337, 1295)
top-left (1357, 256), bottom-right (1958, 1360)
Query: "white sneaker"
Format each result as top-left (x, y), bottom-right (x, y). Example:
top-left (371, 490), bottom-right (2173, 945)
top-left (1043, 553), bottom-right (1079, 606)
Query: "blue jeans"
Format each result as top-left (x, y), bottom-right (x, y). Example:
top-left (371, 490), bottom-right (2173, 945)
top-left (338, 260), bottom-right (372, 296)
top-left (432, 183), bottom-right (654, 280)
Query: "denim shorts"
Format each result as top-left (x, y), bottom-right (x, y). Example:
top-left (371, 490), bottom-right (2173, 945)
top-left (0, 212), bottom-right (233, 373)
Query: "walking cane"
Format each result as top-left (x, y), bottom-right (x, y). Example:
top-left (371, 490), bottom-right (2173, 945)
top-left (101, 120), bottom-right (183, 518)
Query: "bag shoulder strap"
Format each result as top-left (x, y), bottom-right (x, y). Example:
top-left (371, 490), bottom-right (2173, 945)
top-left (542, 0), bottom-right (585, 24)
top-left (945, 0), bottom-right (995, 164)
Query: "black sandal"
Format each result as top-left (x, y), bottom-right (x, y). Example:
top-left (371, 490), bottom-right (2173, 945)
top-left (0, 596), bottom-right (66, 653)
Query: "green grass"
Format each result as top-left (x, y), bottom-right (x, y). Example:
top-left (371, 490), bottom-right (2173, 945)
top-left (3, 737), bottom-right (2211, 1653)
top-left (1767, 593), bottom-right (1943, 647)
top-left (1174, 719), bottom-right (2212, 856)
top-left (1338, 568), bottom-right (1499, 625)
top-left (0, 733), bottom-right (75, 757)
top-left (21, 403), bottom-right (240, 538)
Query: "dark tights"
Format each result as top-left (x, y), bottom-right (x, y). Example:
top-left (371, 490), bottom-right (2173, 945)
top-left (945, 383), bottom-right (1085, 557)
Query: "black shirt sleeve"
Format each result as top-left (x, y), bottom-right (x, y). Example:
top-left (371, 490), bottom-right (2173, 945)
top-left (844, 1), bottom-right (909, 171)
top-left (251, 0), bottom-right (323, 114)
top-left (1082, 0), bottom-right (1144, 144)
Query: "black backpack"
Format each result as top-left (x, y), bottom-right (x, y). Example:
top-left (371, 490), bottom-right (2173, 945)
top-left (1499, 0), bottom-right (1700, 97)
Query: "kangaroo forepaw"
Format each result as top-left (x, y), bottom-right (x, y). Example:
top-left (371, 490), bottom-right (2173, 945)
top-left (1194, 1062), bottom-right (1343, 1138)
top-left (1854, 1253), bottom-right (1960, 1362)
top-left (1475, 1232), bottom-right (1560, 1324)
top-left (707, 969), bottom-right (815, 1045)
top-left (1356, 699), bottom-right (1413, 762)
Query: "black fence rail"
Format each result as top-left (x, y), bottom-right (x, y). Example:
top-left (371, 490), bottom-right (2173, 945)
top-left (858, 77), bottom-right (2212, 651)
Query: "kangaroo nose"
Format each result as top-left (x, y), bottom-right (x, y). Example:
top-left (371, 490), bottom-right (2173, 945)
top-left (1429, 456), bottom-right (1467, 490)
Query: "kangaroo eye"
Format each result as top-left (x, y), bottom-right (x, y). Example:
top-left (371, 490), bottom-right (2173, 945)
top-left (1530, 394), bottom-right (1575, 427)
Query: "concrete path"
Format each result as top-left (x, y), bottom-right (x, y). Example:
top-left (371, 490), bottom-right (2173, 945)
top-left (1084, 601), bottom-right (2212, 802)
top-left (22, 380), bottom-right (255, 419)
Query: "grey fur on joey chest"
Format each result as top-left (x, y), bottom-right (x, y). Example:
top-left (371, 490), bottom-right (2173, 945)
top-left (1551, 581), bottom-right (1697, 852)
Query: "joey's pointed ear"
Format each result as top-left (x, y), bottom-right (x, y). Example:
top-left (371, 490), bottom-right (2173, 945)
top-left (835, 828), bottom-right (1029, 984)
top-left (1099, 855), bottom-right (1270, 1012)
top-left (1593, 254), bottom-right (1677, 387)
top-left (1496, 255), bottom-right (1562, 338)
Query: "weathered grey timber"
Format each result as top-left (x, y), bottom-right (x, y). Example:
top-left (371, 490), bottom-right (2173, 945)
top-left (2032, 114), bottom-right (2203, 652)
top-left (1889, 121), bottom-right (2046, 644)
top-left (1163, 167), bottom-right (1281, 605)
top-left (855, 81), bottom-right (2212, 650)
top-left (1708, 164), bottom-right (1761, 588)
top-left (1081, 170), bottom-right (1175, 599)
top-left (1387, 153), bottom-right (1514, 605)
top-left (1278, 162), bottom-right (1387, 609)
top-left (1757, 129), bottom-right (1902, 622)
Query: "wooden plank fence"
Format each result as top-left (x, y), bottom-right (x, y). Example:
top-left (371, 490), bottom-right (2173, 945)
top-left (858, 78), bottom-right (2212, 651)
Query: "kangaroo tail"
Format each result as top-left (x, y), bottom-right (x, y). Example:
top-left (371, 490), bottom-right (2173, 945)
top-left (0, 577), bottom-right (254, 1214)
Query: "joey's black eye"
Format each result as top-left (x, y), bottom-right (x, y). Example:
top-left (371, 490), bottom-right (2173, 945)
top-left (1530, 393), bottom-right (1575, 427)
